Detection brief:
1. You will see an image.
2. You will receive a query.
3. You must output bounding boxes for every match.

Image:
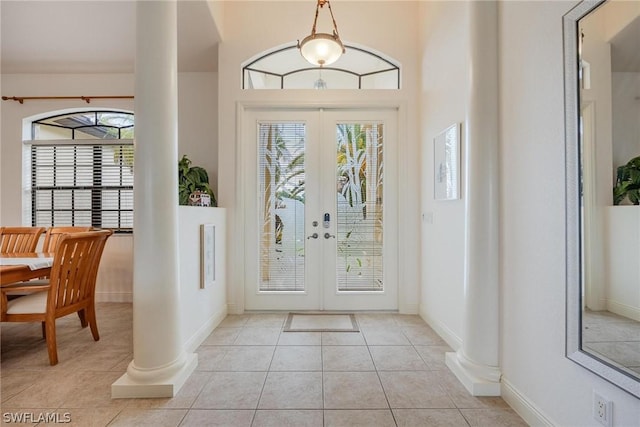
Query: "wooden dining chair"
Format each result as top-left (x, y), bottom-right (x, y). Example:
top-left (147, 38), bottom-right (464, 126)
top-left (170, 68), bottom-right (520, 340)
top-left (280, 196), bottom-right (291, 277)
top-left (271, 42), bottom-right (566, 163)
top-left (0, 230), bottom-right (112, 365)
top-left (42, 226), bottom-right (93, 252)
top-left (0, 227), bottom-right (45, 254)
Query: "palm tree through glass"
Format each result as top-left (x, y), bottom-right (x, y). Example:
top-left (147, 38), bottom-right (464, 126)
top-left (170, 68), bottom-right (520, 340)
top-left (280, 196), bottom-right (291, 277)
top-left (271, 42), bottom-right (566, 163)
top-left (257, 121), bottom-right (383, 293)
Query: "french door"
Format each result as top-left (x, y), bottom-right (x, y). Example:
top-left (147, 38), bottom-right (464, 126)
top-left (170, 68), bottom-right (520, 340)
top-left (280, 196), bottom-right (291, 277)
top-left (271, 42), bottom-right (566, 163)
top-left (243, 109), bottom-right (398, 311)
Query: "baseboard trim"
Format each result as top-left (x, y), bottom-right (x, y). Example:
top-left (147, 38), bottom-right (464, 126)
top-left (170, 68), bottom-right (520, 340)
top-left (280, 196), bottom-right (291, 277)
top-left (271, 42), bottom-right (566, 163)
top-left (501, 377), bottom-right (557, 427)
top-left (183, 304), bottom-right (228, 353)
top-left (419, 305), bottom-right (462, 351)
top-left (606, 300), bottom-right (640, 322)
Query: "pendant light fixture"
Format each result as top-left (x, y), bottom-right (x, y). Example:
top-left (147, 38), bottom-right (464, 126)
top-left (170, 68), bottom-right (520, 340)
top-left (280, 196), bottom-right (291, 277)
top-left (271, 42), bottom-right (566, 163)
top-left (298, 0), bottom-right (345, 67)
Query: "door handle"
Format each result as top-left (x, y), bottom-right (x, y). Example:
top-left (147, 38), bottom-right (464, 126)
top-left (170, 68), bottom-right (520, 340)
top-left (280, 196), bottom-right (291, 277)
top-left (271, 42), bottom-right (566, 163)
top-left (324, 233), bottom-right (335, 239)
top-left (307, 233), bottom-right (319, 239)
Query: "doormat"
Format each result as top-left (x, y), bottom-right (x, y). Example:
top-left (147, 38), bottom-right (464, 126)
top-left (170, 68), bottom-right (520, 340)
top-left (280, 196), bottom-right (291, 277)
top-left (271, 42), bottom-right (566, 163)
top-left (283, 313), bottom-right (359, 332)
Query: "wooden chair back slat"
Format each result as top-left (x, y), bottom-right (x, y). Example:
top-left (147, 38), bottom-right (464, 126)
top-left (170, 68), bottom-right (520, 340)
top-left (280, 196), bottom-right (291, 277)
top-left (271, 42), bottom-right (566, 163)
top-left (42, 227), bottom-right (93, 252)
top-left (48, 231), bottom-right (110, 311)
top-left (0, 227), bottom-right (45, 253)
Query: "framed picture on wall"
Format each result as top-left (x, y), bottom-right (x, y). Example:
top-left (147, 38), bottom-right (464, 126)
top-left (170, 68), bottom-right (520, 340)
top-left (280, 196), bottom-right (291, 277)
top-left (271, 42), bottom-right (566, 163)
top-left (200, 224), bottom-right (215, 288)
top-left (434, 123), bottom-right (461, 200)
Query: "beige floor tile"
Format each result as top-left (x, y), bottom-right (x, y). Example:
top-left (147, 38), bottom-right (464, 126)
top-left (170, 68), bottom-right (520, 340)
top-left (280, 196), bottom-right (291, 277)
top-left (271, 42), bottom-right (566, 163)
top-left (431, 370), bottom-right (509, 409)
top-left (324, 409), bottom-right (396, 426)
top-left (277, 332), bottom-right (321, 346)
top-left (179, 409), bottom-right (254, 426)
top-left (59, 371), bottom-right (129, 409)
top-left (0, 371), bottom-right (42, 403)
top-left (393, 408), bottom-right (470, 427)
top-left (125, 371), bottom-right (212, 409)
top-left (322, 346), bottom-right (375, 371)
top-left (323, 372), bottom-right (388, 409)
top-left (244, 314), bottom-right (287, 328)
top-left (195, 346), bottom-right (228, 371)
top-left (414, 345), bottom-right (452, 370)
top-left (218, 315), bottom-right (250, 328)
top-left (1, 370), bottom-right (84, 408)
top-left (369, 346), bottom-right (427, 371)
top-left (0, 303), bottom-right (527, 427)
top-left (401, 326), bottom-right (446, 346)
top-left (214, 346), bottom-right (275, 371)
top-left (322, 331), bottom-right (366, 346)
top-left (233, 328), bottom-right (281, 345)
top-left (361, 327), bottom-right (411, 346)
top-left (252, 409), bottom-right (323, 426)
top-left (192, 371), bottom-right (267, 409)
top-left (378, 371), bottom-right (455, 409)
top-left (258, 372), bottom-right (323, 409)
top-left (202, 327), bottom-right (242, 345)
top-left (393, 314), bottom-right (428, 327)
top-left (38, 408), bottom-right (121, 426)
top-left (460, 408), bottom-right (530, 426)
top-left (108, 409), bottom-right (187, 427)
top-left (270, 346), bottom-right (321, 371)
top-left (355, 314), bottom-right (397, 328)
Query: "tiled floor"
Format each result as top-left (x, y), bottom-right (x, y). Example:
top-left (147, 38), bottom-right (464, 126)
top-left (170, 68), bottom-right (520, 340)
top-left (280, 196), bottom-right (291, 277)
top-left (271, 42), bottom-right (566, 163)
top-left (582, 309), bottom-right (640, 376)
top-left (1, 303), bottom-right (528, 426)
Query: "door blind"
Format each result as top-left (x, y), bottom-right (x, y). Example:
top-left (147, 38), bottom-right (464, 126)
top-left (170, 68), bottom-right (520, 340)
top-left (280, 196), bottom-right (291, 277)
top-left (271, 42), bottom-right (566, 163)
top-left (258, 122), bottom-right (306, 291)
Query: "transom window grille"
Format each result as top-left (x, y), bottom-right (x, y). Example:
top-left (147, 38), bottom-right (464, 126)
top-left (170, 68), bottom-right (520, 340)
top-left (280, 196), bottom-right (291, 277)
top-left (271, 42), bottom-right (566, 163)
top-left (26, 111), bottom-right (134, 233)
top-left (243, 43), bottom-right (400, 90)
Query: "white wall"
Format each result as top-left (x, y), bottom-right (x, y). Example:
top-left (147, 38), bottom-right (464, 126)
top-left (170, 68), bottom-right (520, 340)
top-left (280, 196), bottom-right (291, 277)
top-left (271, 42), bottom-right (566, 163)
top-left (217, 1), bottom-right (420, 314)
top-left (612, 72), bottom-right (640, 169)
top-left (418, 1), bottom-right (468, 349)
top-left (178, 206), bottom-right (227, 352)
top-left (0, 72), bottom-right (218, 302)
top-left (499, 1), bottom-right (640, 425)
top-left (605, 206), bottom-right (640, 321)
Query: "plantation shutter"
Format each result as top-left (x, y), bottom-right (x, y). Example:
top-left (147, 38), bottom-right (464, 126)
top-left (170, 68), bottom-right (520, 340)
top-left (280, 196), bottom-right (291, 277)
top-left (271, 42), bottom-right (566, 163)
top-left (28, 139), bottom-right (134, 232)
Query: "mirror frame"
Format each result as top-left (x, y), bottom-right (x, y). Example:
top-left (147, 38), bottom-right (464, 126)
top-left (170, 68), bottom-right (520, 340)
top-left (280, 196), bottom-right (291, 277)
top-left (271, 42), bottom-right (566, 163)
top-left (564, 0), bottom-right (640, 398)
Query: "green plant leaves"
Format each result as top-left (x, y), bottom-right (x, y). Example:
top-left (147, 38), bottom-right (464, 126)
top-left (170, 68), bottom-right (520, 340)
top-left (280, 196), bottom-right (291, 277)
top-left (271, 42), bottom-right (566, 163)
top-left (613, 156), bottom-right (640, 205)
top-left (178, 155), bottom-right (217, 206)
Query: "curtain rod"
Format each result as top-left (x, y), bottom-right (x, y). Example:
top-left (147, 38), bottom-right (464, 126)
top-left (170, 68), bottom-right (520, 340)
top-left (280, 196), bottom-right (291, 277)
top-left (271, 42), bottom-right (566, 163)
top-left (1, 95), bottom-right (134, 104)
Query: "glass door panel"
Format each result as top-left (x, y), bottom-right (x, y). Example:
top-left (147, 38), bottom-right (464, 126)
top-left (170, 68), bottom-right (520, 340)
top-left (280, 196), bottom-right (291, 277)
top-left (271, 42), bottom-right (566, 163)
top-left (258, 122), bottom-right (306, 292)
top-left (335, 122), bottom-right (384, 291)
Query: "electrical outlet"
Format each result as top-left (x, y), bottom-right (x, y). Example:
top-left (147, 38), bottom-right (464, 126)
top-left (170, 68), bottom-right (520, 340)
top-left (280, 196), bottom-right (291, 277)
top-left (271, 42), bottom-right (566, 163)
top-left (593, 391), bottom-right (612, 427)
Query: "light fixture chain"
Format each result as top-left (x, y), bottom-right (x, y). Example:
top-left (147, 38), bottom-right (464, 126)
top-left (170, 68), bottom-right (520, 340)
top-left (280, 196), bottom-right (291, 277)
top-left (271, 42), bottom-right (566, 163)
top-left (310, 1), bottom-right (322, 36)
top-left (326, 0), bottom-right (341, 39)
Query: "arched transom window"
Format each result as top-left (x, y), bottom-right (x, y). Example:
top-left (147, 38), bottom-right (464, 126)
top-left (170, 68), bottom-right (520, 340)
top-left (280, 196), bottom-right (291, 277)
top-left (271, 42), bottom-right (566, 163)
top-left (243, 43), bottom-right (400, 90)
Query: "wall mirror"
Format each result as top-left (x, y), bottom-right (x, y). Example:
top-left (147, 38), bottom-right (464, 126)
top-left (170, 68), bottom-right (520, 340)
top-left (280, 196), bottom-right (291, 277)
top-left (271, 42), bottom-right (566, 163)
top-left (564, 0), bottom-right (640, 398)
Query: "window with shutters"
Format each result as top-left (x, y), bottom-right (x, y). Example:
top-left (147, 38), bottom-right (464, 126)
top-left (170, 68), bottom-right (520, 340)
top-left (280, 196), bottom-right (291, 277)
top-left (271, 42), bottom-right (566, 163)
top-left (25, 111), bottom-right (134, 233)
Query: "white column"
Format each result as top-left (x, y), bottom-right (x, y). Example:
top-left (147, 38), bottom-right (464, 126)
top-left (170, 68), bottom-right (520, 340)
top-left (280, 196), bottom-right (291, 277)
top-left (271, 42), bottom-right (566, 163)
top-left (445, 0), bottom-right (501, 396)
top-left (112, 0), bottom-right (197, 398)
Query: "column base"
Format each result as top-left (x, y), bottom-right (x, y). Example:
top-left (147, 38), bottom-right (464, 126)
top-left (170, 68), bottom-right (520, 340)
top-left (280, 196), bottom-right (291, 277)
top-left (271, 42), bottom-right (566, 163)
top-left (111, 353), bottom-right (198, 398)
top-left (445, 351), bottom-right (501, 396)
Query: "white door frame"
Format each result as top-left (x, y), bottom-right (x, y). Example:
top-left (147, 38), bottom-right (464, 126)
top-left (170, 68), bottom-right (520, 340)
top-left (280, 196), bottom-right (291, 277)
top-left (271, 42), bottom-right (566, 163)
top-left (238, 103), bottom-right (400, 311)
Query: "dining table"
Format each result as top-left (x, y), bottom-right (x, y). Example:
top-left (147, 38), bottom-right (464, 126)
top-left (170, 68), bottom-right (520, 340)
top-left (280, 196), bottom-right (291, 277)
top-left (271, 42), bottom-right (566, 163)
top-left (0, 253), bottom-right (53, 286)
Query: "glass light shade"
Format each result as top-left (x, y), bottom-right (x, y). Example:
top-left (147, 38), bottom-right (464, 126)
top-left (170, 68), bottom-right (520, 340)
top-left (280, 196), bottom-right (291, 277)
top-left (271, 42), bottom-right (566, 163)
top-left (299, 33), bottom-right (345, 66)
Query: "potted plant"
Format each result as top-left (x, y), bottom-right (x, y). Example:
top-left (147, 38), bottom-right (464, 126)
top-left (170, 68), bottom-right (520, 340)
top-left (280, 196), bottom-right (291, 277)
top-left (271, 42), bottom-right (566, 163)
top-left (613, 155), bottom-right (640, 205)
top-left (178, 155), bottom-right (217, 207)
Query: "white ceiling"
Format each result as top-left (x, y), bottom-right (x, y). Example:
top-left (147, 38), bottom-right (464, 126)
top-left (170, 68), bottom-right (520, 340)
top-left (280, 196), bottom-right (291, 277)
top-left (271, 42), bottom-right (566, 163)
top-left (1, 1), bottom-right (220, 74)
